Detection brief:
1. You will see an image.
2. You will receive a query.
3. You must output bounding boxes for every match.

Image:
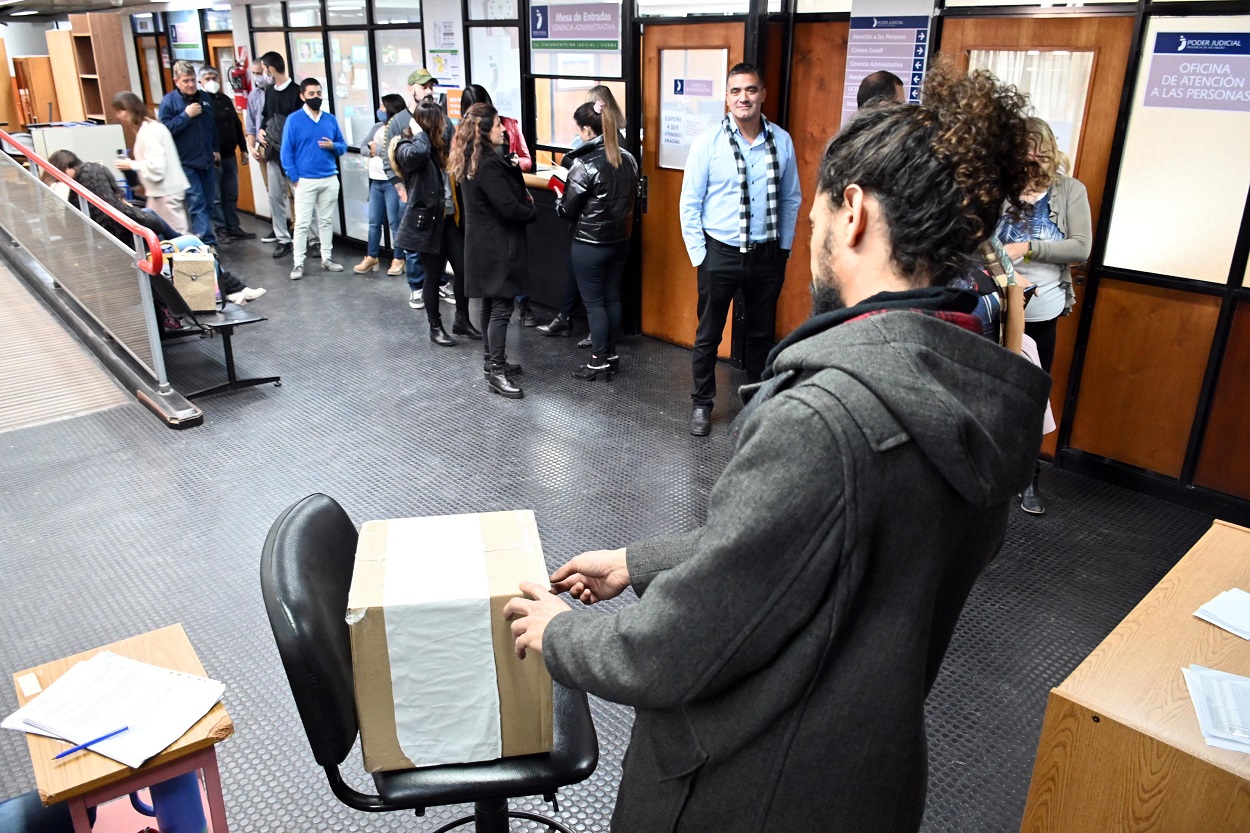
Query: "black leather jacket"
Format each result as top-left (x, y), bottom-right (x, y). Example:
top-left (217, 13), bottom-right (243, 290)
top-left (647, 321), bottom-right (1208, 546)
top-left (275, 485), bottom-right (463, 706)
top-left (555, 136), bottom-right (638, 245)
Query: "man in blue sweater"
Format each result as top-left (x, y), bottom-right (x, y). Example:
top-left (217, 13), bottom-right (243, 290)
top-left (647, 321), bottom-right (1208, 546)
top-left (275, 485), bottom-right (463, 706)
top-left (159, 60), bottom-right (218, 249)
top-left (280, 78), bottom-right (347, 280)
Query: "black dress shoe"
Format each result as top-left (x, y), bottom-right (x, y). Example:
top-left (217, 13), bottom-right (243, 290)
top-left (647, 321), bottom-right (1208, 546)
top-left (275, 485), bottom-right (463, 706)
top-left (483, 360), bottom-right (522, 376)
top-left (452, 313), bottom-right (483, 340)
top-left (430, 324), bottom-right (456, 347)
top-left (487, 370), bottom-right (524, 398)
top-left (518, 300), bottom-right (538, 327)
top-left (577, 336), bottom-right (592, 349)
top-left (272, 242), bottom-right (291, 258)
top-left (538, 314), bottom-right (572, 337)
top-left (573, 355), bottom-right (613, 382)
top-left (229, 229), bottom-right (257, 240)
top-left (690, 406), bottom-right (711, 437)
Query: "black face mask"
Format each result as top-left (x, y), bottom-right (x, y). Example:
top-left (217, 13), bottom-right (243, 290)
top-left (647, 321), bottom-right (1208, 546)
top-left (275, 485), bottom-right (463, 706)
top-left (305, 97), bottom-right (323, 112)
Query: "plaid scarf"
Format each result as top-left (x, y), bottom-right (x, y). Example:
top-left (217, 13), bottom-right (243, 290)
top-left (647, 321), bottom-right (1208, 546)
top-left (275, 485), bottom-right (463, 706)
top-left (722, 114), bottom-right (780, 253)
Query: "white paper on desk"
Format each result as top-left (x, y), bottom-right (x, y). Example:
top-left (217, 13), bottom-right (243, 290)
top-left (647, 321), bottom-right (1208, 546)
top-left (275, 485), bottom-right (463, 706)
top-left (1195, 589), bottom-right (1250, 639)
top-left (2, 652), bottom-right (224, 768)
top-left (1182, 665), bottom-right (1250, 751)
top-left (547, 166), bottom-right (569, 183)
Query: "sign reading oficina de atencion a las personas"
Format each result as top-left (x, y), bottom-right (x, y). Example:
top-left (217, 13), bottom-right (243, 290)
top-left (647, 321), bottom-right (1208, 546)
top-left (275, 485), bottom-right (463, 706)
top-left (1144, 32), bottom-right (1250, 113)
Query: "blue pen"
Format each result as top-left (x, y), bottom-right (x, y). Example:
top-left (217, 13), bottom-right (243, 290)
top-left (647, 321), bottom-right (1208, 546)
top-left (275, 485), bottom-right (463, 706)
top-left (53, 726), bottom-right (130, 760)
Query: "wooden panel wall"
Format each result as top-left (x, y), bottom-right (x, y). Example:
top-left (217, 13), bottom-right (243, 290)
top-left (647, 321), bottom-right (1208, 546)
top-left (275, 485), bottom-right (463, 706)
top-left (1195, 302), bottom-right (1250, 499)
top-left (776, 21), bottom-right (848, 339)
top-left (1068, 281), bottom-right (1221, 478)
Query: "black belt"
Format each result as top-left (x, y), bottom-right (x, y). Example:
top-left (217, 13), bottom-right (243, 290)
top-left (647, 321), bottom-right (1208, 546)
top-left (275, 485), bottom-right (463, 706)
top-left (706, 235), bottom-right (779, 255)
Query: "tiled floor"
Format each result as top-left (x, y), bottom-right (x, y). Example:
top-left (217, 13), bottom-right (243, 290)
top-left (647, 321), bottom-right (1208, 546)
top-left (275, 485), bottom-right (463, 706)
top-left (0, 222), bottom-right (1214, 832)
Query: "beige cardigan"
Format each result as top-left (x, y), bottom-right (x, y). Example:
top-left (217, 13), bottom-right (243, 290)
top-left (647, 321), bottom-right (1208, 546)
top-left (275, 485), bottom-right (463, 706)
top-left (133, 119), bottom-right (190, 198)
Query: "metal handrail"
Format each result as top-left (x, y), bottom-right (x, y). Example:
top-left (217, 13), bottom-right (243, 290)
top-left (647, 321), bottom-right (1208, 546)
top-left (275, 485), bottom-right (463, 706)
top-left (0, 126), bottom-right (164, 275)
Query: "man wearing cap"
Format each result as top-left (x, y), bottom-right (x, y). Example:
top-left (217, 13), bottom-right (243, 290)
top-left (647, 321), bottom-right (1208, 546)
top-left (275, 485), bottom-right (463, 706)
top-left (380, 68), bottom-right (439, 308)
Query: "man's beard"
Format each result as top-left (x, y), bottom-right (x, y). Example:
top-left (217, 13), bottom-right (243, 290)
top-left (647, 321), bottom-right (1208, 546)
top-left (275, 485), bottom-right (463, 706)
top-left (809, 226), bottom-right (845, 316)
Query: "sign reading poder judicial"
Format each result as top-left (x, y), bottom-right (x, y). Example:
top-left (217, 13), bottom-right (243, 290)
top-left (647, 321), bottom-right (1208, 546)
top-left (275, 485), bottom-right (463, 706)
top-left (1144, 32), bottom-right (1250, 113)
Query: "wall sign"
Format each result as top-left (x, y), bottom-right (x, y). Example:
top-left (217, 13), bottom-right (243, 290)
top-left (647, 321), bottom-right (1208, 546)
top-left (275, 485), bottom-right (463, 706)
top-left (841, 14), bottom-right (930, 125)
top-left (1144, 32), bottom-right (1250, 113)
top-left (424, 0), bottom-right (466, 89)
top-left (531, 3), bottom-right (620, 52)
top-left (659, 48), bottom-right (727, 171)
top-left (167, 10), bottom-right (205, 62)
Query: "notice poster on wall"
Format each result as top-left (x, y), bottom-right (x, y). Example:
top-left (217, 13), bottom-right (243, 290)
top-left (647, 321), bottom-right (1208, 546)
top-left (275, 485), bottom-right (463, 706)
top-left (1143, 32), bottom-right (1250, 113)
top-left (167, 10), bottom-right (205, 62)
top-left (531, 3), bottom-right (620, 53)
top-left (424, 0), bottom-right (466, 89)
top-left (658, 48), bottom-right (727, 171)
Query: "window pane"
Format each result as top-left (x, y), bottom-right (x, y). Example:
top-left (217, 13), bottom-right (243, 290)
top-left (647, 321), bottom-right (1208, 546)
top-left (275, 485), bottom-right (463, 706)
top-left (469, 27), bottom-right (522, 121)
top-left (254, 31), bottom-right (288, 66)
top-left (796, 0), bottom-right (849, 11)
top-left (327, 0), bottom-right (367, 26)
top-left (204, 9), bottom-right (233, 31)
top-left (341, 153), bottom-right (371, 240)
top-left (375, 29), bottom-right (427, 102)
top-left (250, 2), bottom-right (283, 27)
top-left (329, 31), bottom-right (377, 146)
top-left (534, 77), bottom-right (624, 149)
top-left (468, 0), bottom-right (518, 19)
top-left (374, 0), bottom-right (422, 25)
top-left (291, 33), bottom-right (329, 88)
top-left (969, 49), bottom-right (1094, 169)
top-left (288, 0), bottom-right (323, 27)
top-left (530, 0), bottom-right (622, 77)
top-left (636, 0), bottom-right (746, 16)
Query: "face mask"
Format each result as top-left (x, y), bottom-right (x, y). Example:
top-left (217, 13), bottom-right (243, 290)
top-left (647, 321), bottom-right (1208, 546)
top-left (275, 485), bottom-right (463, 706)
top-left (377, 107), bottom-right (387, 122)
top-left (252, 74), bottom-right (270, 88)
top-left (202, 81), bottom-right (220, 95)
top-left (305, 97), bottom-right (323, 112)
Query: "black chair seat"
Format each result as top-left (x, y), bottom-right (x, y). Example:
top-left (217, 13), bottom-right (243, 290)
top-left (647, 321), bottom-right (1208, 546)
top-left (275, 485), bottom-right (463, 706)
top-left (196, 301), bottom-right (267, 330)
top-left (373, 682), bottom-right (599, 807)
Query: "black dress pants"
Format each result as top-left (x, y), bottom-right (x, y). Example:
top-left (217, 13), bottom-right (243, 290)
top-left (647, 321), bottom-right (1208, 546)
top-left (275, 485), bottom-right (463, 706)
top-left (691, 236), bottom-right (787, 408)
top-left (481, 296), bottom-right (515, 368)
top-left (420, 221), bottom-right (468, 326)
top-left (571, 239), bottom-right (628, 355)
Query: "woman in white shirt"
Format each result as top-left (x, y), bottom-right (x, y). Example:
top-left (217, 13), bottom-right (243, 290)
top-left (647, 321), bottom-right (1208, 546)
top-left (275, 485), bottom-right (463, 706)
top-left (355, 94), bottom-right (408, 276)
top-left (112, 91), bottom-right (191, 236)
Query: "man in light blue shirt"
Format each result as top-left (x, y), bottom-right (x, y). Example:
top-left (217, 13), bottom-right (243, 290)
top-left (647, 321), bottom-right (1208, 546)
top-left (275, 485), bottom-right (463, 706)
top-left (679, 63), bottom-right (802, 436)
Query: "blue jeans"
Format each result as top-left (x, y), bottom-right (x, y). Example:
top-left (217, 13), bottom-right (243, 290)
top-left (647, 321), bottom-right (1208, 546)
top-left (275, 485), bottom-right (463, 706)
top-left (184, 165), bottom-right (217, 246)
top-left (406, 251), bottom-right (428, 290)
top-left (211, 156), bottom-right (240, 233)
top-left (367, 179), bottom-right (403, 258)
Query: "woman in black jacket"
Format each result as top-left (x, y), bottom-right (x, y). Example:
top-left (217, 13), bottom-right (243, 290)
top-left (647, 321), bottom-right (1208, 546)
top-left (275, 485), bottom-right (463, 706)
top-left (554, 100), bottom-right (638, 380)
top-left (392, 100), bottom-right (480, 345)
top-left (450, 103), bottom-right (536, 398)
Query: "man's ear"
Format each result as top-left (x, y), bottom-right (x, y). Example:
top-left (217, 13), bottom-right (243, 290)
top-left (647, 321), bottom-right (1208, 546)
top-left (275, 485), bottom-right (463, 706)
top-left (842, 184), bottom-right (868, 249)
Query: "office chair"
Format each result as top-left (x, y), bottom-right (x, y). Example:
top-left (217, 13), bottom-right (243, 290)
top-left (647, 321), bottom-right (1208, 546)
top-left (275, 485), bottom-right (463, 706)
top-left (259, 494), bottom-right (599, 833)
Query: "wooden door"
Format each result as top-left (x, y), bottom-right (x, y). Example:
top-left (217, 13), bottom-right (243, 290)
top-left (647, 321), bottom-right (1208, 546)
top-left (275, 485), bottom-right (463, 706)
top-left (641, 22), bottom-right (744, 350)
top-left (940, 15), bottom-right (1134, 459)
top-left (135, 36), bottom-right (163, 113)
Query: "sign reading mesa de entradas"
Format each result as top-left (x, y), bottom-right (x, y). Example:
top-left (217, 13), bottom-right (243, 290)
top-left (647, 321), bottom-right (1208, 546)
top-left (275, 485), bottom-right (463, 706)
top-left (530, 3), bottom-right (620, 52)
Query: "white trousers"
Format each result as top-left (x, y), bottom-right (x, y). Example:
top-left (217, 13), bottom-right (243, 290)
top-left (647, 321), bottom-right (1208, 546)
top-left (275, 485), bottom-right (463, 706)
top-left (147, 193), bottom-right (189, 236)
top-left (292, 175), bottom-right (338, 267)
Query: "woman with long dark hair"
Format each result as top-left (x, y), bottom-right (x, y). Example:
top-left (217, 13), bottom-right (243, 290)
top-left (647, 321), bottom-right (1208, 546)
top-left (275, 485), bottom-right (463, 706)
top-left (392, 99), bottom-right (480, 345)
top-left (450, 103), bottom-right (536, 398)
top-left (554, 99), bottom-right (638, 380)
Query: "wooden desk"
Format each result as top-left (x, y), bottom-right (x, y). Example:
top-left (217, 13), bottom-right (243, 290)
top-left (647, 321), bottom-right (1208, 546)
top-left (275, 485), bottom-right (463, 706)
top-left (1020, 520), bottom-right (1250, 833)
top-left (11, 624), bottom-right (233, 831)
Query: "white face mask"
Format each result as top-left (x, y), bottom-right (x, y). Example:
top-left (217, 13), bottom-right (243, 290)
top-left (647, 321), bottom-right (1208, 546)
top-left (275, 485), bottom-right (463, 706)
top-left (202, 80), bottom-right (221, 95)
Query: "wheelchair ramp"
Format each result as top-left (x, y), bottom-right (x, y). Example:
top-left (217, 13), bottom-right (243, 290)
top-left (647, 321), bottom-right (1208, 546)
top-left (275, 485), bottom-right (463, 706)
top-left (0, 263), bottom-right (129, 433)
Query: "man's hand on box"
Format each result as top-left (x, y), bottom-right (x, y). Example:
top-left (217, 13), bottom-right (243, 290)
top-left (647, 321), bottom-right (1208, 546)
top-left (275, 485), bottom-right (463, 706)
top-left (504, 582), bottom-right (571, 660)
top-left (550, 548), bottom-right (629, 605)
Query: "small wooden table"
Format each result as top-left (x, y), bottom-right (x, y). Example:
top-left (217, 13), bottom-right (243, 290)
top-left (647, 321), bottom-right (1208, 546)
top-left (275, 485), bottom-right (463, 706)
top-left (11, 624), bottom-right (233, 832)
top-left (1020, 520), bottom-right (1250, 833)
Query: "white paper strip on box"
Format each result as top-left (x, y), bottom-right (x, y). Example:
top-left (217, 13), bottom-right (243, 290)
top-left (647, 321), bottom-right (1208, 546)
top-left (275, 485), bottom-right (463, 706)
top-left (382, 514), bottom-right (502, 767)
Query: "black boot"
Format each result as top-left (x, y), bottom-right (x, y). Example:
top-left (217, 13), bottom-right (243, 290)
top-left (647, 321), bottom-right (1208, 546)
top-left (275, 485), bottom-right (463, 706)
top-left (573, 354), bottom-right (614, 382)
top-left (1020, 463), bottom-right (1045, 515)
top-left (538, 314), bottom-right (572, 337)
top-left (518, 299), bottom-right (537, 327)
top-left (452, 313), bottom-right (483, 340)
top-left (429, 323), bottom-right (456, 347)
top-left (487, 368), bottom-right (524, 398)
top-left (483, 360), bottom-right (522, 376)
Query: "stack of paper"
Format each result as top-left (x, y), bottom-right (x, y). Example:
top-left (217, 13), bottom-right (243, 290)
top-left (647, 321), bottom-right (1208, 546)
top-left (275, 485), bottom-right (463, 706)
top-left (1194, 588), bottom-right (1250, 639)
top-left (2, 652), bottom-right (224, 768)
top-left (1182, 664), bottom-right (1250, 752)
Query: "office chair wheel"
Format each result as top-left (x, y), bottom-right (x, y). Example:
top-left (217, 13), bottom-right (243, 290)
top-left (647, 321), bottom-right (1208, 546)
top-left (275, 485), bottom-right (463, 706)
top-left (429, 809), bottom-right (576, 833)
top-left (274, 380), bottom-right (282, 386)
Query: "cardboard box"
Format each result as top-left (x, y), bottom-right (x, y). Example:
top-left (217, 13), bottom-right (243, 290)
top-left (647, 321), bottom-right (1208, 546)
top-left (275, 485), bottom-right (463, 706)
top-left (347, 510), bottom-right (554, 772)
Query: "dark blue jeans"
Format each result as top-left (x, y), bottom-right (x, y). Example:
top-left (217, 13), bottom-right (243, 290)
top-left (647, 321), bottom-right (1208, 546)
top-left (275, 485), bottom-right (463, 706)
top-left (406, 251), bottom-right (428, 290)
top-left (367, 179), bottom-right (403, 258)
top-left (211, 156), bottom-right (240, 234)
top-left (184, 165), bottom-right (217, 246)
top-left (571, 239), bottom-right (628, 355)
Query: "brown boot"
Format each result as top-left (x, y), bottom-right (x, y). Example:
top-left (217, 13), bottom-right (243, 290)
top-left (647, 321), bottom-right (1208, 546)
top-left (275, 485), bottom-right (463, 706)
top-left (387, 258), bottom-right (405, 276)
top-left (353, 256), bottom-right (379, 274)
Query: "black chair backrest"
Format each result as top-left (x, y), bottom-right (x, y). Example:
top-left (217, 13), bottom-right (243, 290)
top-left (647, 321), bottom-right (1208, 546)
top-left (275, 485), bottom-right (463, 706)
top-left (147, 272), bottom-right (197, 320)
top-left (260, 494), bottom-right (361, 768)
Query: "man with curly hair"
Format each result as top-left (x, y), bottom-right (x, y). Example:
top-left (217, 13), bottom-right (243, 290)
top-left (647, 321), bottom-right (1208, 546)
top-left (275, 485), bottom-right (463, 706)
top-left (504, 62), bottom-right (1052, 832)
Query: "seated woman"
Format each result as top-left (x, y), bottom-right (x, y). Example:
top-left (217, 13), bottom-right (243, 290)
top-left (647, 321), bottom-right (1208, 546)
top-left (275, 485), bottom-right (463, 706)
top-left (47, 149), bottom-right (264, 305)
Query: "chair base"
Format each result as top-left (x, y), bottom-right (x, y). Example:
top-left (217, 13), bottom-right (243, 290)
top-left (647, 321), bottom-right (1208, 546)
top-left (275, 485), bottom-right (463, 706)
top-left (185, 324), bottom-right (282, 398)
top-left (428, 800), bottom-right (575, 833)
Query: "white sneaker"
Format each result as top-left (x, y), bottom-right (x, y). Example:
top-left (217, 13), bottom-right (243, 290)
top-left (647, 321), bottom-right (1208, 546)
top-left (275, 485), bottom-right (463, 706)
top-left (290, 265), bottom-right (304, 280)
top-left (226, 291), bottom-right (246, 304)
top-left (439, 283), bottom-right (454, 303)
top-left (322, 259), bottom-right (344, 273)
top-left (409, 290), bottom-right (424, 309)
top-left (241, 286), bottom-right (266, 301)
